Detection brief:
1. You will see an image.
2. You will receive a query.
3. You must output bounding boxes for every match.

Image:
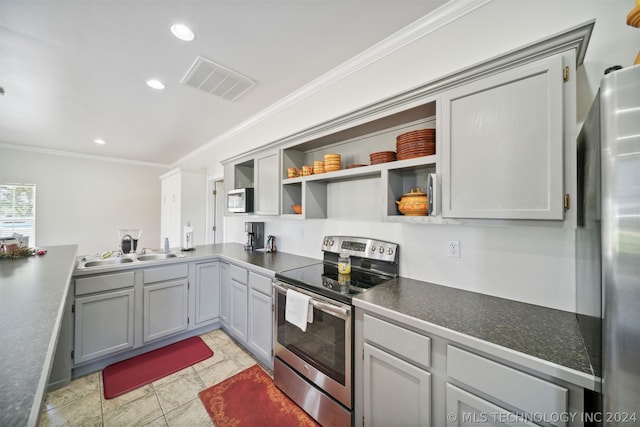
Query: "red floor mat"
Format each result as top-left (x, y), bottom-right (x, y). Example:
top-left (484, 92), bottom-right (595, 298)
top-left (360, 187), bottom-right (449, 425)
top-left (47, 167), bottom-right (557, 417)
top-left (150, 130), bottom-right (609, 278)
top-left (199, 365), bottom-right (320, 427)
top-left (102, 336), bottom-right (213, 399)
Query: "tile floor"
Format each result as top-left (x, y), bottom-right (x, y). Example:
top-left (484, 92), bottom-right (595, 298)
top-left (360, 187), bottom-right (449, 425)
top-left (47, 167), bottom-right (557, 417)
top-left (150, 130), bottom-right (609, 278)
top-left (39, 329), bottom-right (272, 427)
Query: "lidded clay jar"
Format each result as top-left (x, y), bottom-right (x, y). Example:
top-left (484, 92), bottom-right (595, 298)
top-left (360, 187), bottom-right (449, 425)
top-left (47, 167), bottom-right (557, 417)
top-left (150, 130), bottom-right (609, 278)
top-left (395, 188), bottom-right (429, 216)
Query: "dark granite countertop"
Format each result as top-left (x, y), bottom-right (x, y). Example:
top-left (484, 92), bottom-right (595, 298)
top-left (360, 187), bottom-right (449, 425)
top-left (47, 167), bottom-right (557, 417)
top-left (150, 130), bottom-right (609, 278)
top-left (354, 277), bottom-right (599, 390)
top-left (182, 243), bottom-right (321, 275)
top-left (0, 245), bottom-right (78, 427)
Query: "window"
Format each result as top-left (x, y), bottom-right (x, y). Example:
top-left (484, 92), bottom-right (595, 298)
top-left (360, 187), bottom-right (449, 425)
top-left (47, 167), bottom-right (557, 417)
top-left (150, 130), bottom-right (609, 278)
top-left (0, 184), bottom-right (36, 247)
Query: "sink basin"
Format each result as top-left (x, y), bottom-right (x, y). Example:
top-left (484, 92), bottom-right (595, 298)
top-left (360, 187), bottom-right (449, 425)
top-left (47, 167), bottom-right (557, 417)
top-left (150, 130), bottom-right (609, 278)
top-left (83, 257), bottom-right (135, 267)
top-left (136, 253), bottom-right (180, 261)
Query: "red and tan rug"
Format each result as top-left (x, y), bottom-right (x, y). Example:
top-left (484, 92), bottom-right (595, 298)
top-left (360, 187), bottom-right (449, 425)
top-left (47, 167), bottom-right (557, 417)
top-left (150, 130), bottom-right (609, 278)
top-left (103, 336), bottom-right (213, 399)
top-left (198, 364), bottom-right (320, 426)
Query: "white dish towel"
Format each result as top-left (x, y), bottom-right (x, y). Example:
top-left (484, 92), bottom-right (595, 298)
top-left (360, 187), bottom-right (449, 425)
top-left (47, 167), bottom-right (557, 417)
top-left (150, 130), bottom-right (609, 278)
top-left (285, 289), bottom-right (314, 332)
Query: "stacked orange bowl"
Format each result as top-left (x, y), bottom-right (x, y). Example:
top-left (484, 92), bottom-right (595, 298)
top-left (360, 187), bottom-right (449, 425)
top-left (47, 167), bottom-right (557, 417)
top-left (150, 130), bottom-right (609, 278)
top-left (313, 160), bottom-right (325, 174)
top-left (396, 128), bottom-right (435, 160)
top-left (369, 151), bottom-right (396, 165)
top-left (324, 154), bottom-right (342, 172)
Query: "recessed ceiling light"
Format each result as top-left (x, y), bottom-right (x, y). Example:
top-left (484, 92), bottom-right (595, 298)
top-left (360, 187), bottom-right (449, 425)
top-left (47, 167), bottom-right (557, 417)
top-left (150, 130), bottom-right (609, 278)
top-left (93, 138), bottom-right (106, 145)
top-left (170, 24), bottom-right (194, 41)
top-left (146, 79), bottom-right (165, 90)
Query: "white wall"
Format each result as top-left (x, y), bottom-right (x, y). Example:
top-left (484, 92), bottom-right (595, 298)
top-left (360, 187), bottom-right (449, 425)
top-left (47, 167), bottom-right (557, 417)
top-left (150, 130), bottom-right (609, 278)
top-left (226, 177), bottom-right (577, 311)
top-left (207, 1), bottom-right (638, 312)
top-left (0, 146), bottom-right (168, 255)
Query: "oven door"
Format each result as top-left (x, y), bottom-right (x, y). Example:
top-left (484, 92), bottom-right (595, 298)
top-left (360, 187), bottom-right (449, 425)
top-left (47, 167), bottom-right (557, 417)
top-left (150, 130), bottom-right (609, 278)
top-left (273, 280), bottom-right (352, 409)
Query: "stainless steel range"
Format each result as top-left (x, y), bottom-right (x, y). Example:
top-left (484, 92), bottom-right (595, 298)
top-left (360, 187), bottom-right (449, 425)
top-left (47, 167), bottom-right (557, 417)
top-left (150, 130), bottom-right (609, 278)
top-left (273, 236), bottom-right (399, 426)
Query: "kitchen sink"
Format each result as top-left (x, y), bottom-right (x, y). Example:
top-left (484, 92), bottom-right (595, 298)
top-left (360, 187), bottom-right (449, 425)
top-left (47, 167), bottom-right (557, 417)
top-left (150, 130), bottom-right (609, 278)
top-left (83, 257), bottom-right (135, 267)
top-left (136, 253), bottom-right (181, 261)
top-left (77, 251), bottom-right (186, 269)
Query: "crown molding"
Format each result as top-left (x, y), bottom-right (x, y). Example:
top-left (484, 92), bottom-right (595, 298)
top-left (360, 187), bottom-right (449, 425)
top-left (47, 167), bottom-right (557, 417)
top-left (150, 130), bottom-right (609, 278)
top-left (174, 0), bottom-right (494, 167)
top-left (0, 143), bottom-right (172, 169)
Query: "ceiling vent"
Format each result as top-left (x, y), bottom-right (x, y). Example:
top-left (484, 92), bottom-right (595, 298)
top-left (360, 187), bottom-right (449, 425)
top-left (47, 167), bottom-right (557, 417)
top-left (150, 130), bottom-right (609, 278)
top-left (180, 56), bottom-right (255, 101)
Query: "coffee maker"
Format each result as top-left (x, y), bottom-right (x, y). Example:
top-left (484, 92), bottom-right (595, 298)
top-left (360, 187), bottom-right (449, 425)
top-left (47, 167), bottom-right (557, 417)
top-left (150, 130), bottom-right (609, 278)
top-left (244, 222), bottom-right (264, 251)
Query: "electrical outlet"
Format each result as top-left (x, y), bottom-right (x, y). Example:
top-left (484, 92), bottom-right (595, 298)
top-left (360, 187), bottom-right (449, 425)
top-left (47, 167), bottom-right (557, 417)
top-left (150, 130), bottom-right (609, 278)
top-left (447, 240), bottom-right (460, 258)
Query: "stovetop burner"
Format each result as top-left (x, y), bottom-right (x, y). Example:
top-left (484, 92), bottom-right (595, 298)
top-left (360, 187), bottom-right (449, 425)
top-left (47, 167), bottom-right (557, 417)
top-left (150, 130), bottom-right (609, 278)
top-left (276, 262), bottom-right (394, 303)
top-left (275, 236), bottom-right (399, 303)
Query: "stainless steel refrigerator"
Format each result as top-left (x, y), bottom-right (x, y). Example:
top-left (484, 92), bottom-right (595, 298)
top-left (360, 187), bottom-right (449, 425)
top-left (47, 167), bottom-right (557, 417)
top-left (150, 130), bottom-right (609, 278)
top-left (576, 64), bottom-right (640, 424)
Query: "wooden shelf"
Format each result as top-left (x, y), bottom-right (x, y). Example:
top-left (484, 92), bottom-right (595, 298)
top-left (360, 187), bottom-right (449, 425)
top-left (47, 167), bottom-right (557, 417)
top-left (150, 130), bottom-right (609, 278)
top-left (283, 155), bottom-right (436, 186)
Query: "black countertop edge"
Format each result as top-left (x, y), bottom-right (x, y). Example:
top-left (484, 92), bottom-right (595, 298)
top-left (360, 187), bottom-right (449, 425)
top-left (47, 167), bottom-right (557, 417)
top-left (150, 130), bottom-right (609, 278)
top-left (353, 277), bottom-right (601, 391)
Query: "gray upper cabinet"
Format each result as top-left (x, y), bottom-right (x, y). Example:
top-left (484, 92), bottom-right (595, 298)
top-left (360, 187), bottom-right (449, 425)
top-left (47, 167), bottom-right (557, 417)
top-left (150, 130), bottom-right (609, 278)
top-left (223, 22), bottom-right (591, 227)
top-left (223, 149), bottom-right (281, 216)
top-left (440, 52), bottom-right (570, 220)
top-left (255, 151), bottom-right (280, 215)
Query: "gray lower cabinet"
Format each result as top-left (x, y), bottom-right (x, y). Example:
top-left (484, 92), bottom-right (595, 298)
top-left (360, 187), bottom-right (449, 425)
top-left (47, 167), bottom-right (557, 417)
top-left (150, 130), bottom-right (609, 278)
top-left (247, 271), bottom-right (274, 366)
top-left (364, 343), bottom-right (431, 427)
top-left (72, 260), bottom-right (222, 370)
top-left (143, 263), bottom-right (189, 343)
top-left (356, 309), bottom-right (585, 427)
top-left (362, 313), bottom-right (432, 427)
top-left (219, 262), bottom-right (231, 324)
top-left (193, 261), bottom-right (220, 325)
top-left (229, 264), bottom-right (248, 341)
top-left (143, 278), bottom-right (189, 342)
top-left (446, 345), bottom-right (570, 427)
top-left (230, 280), bottom-right (248, 340)
top-left (445, 383), bottom-right (537, 427)
top-left (219, 262), bottom-right (274, 368)
top-left (73, 272), bottom-right (135, 364)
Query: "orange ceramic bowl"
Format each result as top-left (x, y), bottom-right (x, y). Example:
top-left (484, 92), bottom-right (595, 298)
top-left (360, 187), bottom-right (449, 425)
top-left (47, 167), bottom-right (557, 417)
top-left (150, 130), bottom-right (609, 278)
top-left (292, 204), bottom-right (302, 214)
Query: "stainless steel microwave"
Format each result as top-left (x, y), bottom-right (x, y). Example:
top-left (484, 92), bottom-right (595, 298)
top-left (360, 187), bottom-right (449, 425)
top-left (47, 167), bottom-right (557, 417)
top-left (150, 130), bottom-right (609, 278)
top-left (227, 188), bottom-right (254, 213)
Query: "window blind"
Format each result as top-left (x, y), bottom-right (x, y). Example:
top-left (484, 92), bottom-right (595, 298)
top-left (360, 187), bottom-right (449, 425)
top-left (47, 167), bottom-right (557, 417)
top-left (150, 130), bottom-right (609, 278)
top-left (0, 184), bottom-right (36, 247)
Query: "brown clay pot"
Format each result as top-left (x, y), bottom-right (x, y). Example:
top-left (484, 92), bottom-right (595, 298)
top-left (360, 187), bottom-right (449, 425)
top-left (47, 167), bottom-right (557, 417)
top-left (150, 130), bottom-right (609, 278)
top-left (396, 188), bottom-right (428, 216)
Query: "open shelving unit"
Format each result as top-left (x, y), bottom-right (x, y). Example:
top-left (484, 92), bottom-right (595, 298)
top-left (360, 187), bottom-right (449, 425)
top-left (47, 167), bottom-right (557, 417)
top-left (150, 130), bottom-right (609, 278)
top-left (280, 99), bottom-right (446, 222)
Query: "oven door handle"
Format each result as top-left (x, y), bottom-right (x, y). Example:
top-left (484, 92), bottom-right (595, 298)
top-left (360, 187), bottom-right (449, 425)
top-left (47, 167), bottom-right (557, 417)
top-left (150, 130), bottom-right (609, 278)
top-left (273, 281), bottom-right (350, 318)
top-left (309, 299), bottom-right (348, 317)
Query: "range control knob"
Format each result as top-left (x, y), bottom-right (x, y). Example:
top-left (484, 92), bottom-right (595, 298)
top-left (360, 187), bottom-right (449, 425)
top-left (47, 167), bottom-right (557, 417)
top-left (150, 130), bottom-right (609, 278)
top-left (370, 246), bottom-right (376, 252)
top-left (329, 240), bottom-right (334, 246)
top-left (387, 248), bottom-right (394, 255)
top-left (378, 247), bottom-right (384, 253)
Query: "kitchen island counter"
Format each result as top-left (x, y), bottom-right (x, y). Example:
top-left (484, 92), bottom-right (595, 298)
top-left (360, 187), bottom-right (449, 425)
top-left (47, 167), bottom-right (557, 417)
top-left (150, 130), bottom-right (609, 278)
top-left (0, 245), bottom-right (78, 427)
top-left (354, 276), bottom-right (599, 391)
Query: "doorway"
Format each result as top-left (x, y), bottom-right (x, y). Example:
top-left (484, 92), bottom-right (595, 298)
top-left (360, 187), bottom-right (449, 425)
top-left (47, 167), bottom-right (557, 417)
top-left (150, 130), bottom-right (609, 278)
top-left (207, 178), bottom-right (225, 244)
